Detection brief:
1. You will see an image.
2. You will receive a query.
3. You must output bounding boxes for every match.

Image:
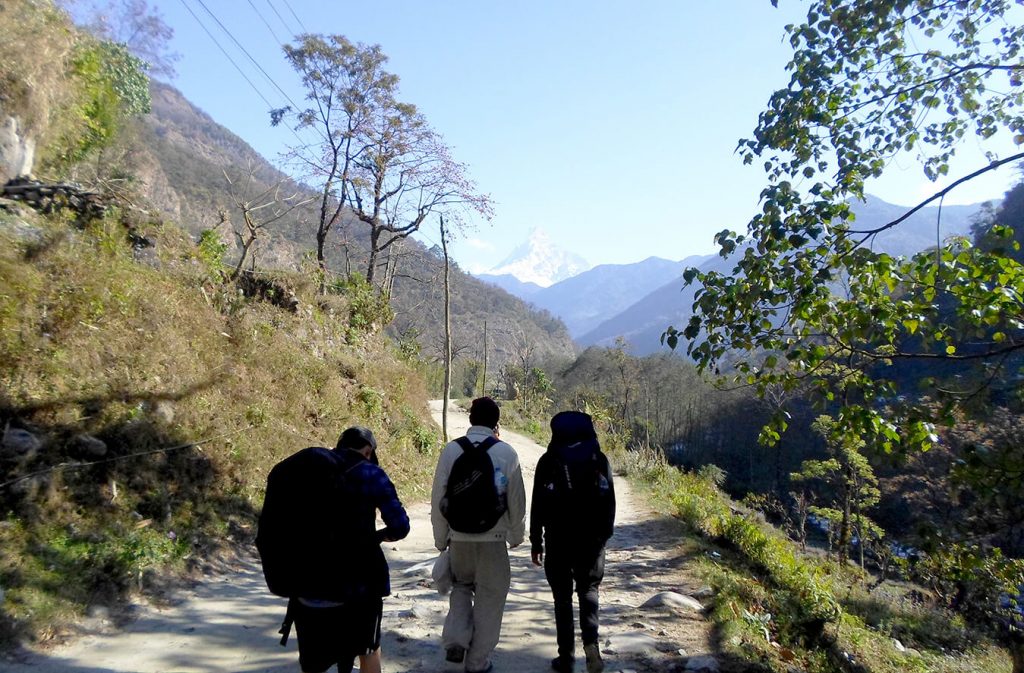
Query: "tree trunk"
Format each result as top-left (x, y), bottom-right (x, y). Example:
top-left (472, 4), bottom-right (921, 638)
top-left (838, 467), bottom-right (852, 564)
top-left (366, 226), bottom-right (381, 286)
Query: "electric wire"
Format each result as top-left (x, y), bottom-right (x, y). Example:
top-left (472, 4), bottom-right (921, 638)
top-left (264, 0), bottom-right (297, 36)
top-left (177, 0), bottom-right (314, 153)
top-left (175, 0), bottom-right (275, 109)
top-left (190, 0), bottom-right (306, 122)
top-left (189, 0), bottom-right (331, 146)
top-left (245, 0), bottom-right (284, 45)
top-left (280, 0), bottom-right (309, 34)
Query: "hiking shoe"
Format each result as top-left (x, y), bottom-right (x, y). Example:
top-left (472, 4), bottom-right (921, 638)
top-left (551, 655), bottom-right (575, 673)
top-left (445, 645), bottom-right (466, 663)
top-left (583, 643), bottom-right (604, 673)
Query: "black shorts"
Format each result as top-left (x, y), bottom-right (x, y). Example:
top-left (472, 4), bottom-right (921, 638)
top-left (293, 597), bottom-right (383, 673)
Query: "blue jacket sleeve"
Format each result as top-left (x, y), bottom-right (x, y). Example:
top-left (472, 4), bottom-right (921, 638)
top-left (373, 470), bottom-right (410, 543)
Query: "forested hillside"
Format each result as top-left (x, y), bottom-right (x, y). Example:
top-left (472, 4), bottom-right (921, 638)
top-left (129, 81), bottom-right (576, 372)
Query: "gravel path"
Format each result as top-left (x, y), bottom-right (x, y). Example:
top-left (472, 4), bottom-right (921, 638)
top-left (1, 401), bottom-right (726, 673)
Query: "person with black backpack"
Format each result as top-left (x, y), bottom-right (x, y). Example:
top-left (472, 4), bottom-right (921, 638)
top-left (530, 411), bottom-right (616, 673)
top-left (430, 397), bottom-right (527, 673)
top-left (255, 426), bottom-right (410, 673)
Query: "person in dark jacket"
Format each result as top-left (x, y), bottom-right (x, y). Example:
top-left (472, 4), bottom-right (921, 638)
top-left (531, 411), bottom-right (616, 673)
top-left (293, 426), bottom-right (410, 673)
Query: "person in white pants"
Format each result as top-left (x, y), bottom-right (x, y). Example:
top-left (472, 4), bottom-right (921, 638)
top-left (431, 397), bottom-right (527, 673)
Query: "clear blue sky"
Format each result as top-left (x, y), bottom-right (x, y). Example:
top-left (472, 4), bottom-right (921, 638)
top-left (144, 0), bottom-right (1017, 272)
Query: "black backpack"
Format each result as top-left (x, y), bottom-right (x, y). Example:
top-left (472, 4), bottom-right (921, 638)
top-left (441, 436), bottom-right (505, 534)
top-left (255, 447), bottom-right (363, 601)
top-left (547, 411), bottom-right (615, 543)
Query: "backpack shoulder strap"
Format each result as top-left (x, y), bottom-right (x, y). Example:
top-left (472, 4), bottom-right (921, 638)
top-left (455, 436), bottom-right (499, 452)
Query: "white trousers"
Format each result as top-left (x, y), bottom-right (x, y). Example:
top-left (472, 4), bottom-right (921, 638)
top-left (442, 540), bottom-right (511, 671)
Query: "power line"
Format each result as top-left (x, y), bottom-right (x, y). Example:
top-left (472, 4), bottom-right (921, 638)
top-left (280, 0), bottom-right (309, 34)
top-left (190, 0), bottom-right (330, 147)
top-left (176, 0), bottom-right (275, 109)
top-left (264, 0), bottom-right (297, 37)
top-left (177, 0), bottom-right (319, 159)
top-left (245, 0), bottom-right (284, 45)
top-left (191, 0), bottom-right (301, 115)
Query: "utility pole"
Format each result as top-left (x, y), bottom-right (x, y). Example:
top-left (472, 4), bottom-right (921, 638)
top-left (481, 319), bottom-right (488, 396)
top-left (440, 216), bottom-right (452, 442)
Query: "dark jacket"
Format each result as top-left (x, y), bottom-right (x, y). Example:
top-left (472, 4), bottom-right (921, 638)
top-left (330, 448), bottom-right (410, 598)
top-left (530, 412), bottom-right (616, 555)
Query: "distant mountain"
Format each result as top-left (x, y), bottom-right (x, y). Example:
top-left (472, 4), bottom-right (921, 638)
top-left (475, 273), bottom-right (544, 298)
top-left (486, 228), bottom-right (590, 287)
top-left (528, 255), bottom-right (710, 338)
top-left (579, 195), bottom-right (989, 355)
top-left (853, 197), bottom-right (982, 257)
top-left (129, 81), bottom-right (576, 364)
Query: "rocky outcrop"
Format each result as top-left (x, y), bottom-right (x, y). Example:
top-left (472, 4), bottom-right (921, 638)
top-left (0, 115), bottom-right (35, 182)
top-left (235, 270), bottom-right (299, 312)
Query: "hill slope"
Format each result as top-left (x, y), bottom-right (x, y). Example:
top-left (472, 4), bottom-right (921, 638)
top-left (130, 81), bottom-right (575, 366)
top-left (580, 196), bottom-right (987, 354)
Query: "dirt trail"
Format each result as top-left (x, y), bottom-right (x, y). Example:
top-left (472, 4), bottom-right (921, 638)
top-left (2, 402), bottom-right (723, 673)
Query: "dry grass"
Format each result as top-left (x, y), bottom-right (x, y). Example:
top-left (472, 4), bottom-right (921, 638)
top-left (0, 1), bottom-right (77, 140)
top-left (0, 207), bottom-right (440, 645)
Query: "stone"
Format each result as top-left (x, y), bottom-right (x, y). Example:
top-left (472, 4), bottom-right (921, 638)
top-left (604, 632), bottom-right (660, 655)
top-left (145, 400), bottom-right (175, 425)
top-left (87, 605), bottom-right (110, 620)
top-left (2, 426), bottom-right (40, 457)
top-left (691, 586), bottom-right (715, 599)
top-left (71, 434), bottom-right (108, 458)
top-left (640, 591), bottom-right (704, 613)
top-left (684, 655), bottom-right (719, 672)
top-left (893, 638), bottom-right (905, 652)
top-left (0, 116), bottom-right (35, 182)
top-left (398, 604), bottom-right (433, 620)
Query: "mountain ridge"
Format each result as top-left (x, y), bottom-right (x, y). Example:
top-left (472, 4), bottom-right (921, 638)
top-left (578, 197), bottom-right (988, 354)
top-left (131, 81), bottom-right (577, 364)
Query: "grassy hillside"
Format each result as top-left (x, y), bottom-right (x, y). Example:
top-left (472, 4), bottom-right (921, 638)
top-left (619, 454), bottom-right (1015, 673)
top-left (0, 204), bottom-right (440, 646)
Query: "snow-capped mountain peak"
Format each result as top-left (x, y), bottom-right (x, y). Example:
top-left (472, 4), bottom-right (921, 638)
top-left (486, 228), bottom-right (590, 287)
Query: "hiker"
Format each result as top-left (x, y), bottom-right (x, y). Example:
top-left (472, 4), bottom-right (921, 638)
top-left (431, 397), bottom-right (527, 673)
top-left (530, 411), bottom-right (616, 673)
top-left (256, 426), bottom-right (410, 673)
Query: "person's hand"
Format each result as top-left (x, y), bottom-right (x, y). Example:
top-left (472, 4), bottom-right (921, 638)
top-left (531, 550), bottom-right (543, 567)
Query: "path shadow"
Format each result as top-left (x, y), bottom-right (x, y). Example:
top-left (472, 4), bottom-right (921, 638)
top-left (0, 377), bottom-right (260, 651)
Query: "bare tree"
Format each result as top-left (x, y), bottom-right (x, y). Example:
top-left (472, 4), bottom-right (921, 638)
top-left (273, 34), bottom-right (394, 289)
top-left (275, 34), bottom-right (492, 288)
top-left (223, 163), bottom-right (313, 280)
top-left (63, 0), bottom-right (180, 78)
top-left (349, 103), bottom-right (493, 285)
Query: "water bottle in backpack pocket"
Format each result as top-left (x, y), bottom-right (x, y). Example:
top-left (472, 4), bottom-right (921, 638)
top-left (441, 435), bottom-right (506, 533)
